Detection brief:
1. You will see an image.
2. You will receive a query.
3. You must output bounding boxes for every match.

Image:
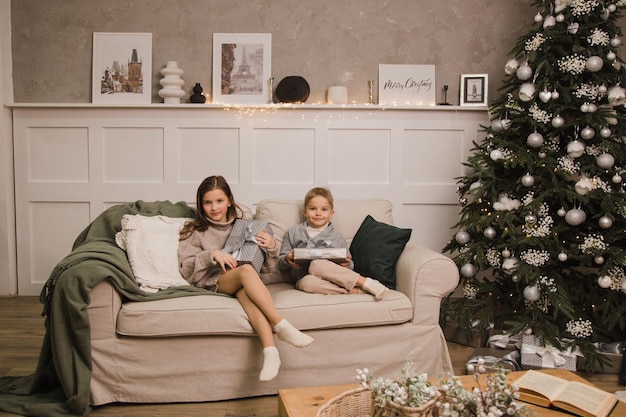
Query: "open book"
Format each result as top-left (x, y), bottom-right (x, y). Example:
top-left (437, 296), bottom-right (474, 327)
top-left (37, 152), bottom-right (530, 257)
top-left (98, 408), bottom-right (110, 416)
top-left (513, 370), bottom-right (618, 417)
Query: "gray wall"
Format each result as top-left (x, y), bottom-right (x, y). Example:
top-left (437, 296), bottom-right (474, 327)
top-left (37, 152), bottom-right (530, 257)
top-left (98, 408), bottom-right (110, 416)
top-left (11, 0), bottom-right (542, 105)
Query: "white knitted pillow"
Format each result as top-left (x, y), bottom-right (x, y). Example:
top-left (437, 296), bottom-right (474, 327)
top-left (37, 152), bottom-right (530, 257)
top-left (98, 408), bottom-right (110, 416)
top-left (115, 214), bottom-right (193, 293)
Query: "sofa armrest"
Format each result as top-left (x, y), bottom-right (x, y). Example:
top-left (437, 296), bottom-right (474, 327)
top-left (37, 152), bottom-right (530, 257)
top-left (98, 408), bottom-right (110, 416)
top-left (394, 243), bottom-right (459, 326)
top-left (86, 279), bottom-right (123, 340)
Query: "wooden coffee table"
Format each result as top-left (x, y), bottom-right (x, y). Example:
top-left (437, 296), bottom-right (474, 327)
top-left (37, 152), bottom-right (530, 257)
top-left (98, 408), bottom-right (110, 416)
top-left (278, 369), bottom-right (626, 417)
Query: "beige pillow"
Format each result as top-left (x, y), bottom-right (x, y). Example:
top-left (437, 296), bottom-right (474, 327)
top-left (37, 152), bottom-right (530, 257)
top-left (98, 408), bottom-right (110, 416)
top-left (115, 214), bottom-right (193, 293)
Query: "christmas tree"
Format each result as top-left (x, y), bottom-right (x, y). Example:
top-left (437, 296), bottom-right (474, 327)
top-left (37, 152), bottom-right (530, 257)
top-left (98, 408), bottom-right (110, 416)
top-left (442, 0), bottom-right (626, 368)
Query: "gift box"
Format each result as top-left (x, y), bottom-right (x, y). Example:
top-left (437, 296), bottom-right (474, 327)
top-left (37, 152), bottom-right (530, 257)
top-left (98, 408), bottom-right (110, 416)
top-left (577, 342), bottom-right (624, 374)
top-left (443, 320), bottom-right (490, 348)
top-left (223, 219), bottom-right (273, 272)
top-left (293, 247), bottom-right (347, 264)
top-left (520, 334), bottom-right (579, 371)
top-left (487, 329), bottom-right (522, 350)
top-left (465, 347), bottom-right (521, 373)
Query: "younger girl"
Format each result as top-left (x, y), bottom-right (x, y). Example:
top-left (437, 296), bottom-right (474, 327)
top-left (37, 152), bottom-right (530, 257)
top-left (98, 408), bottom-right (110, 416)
top-left (279, 187), bottom-right (389, 300)
top-left (178, 175), bottom-right (313, 381)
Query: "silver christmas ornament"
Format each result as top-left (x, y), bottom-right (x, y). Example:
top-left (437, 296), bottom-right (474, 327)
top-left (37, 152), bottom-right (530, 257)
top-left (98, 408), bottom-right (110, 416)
top-left (501, 119), bottom-right (512, 130)
top-left (598, 275), bottom-right (612, 288)
top-left (551, 115), bottom-right (564, 128)
top-left (483, 226), bottom-right (496, 239)
top-left (459, 197), bottom-right (468, 206)
top-left (567, 22), bottom-right (579, 34)
top-left (469, 181), bottom-right (482, 194)
top-left (611, 37), bottom-right (622, 47)
top-left (526, 132), bottom-right (544, 148)
top-left (491, 119), bottom-right (504, 132)
top-left (586, 56), bottom-right (604, 72)
top-left (600, 127), bottom-right (612, 138)
top-left (556, 13), bottom-right (565, 22)
top-left (598, 215), bottom-right (613, 229)
top-left (490, 149), bottom-right (503, 161)
top-left (567, 140), bottom-right (585, 158)
top-left (565, 208), bottom-right (586, 226)
top-left (460, 263), bottom-right (476, 278)
top-left (580, 103), bottom-right (590, 113)
top-left (575, 178), bottom-right (594, 195)
top-left (504, 59), bottom-right (520, 75)
top-left (525, 214), bottom-right (537, 224)
top-left (455, 230), bottom-right (471, 244)
top-left (622, 281), bottom-right (626, 294)
top-left (521, 173), bottom-right (535, 187)
top-left (608, 4), bottom-right (617, 12)
top-left (536, 90), bottom-right (550, 103)
top-left (543, 15), bottom-right (556, 29)
top-left (595, 256), bottom-right (605, 265)
top-left (538, 151), bottom-right (547, 159)
top-left (557, 208), bottom-right (566, 217)
top-left (608, 85), bottom-right (626, 105)
top-left (511, 274), bottom-right (520, 283)
top-left (601, 8), bottom-right (610, 20)
top-left (523, 285), bottom-right (541, 302)
top-left (580, 126), bottom-right (595, 140)
top-left (519, 83), bottom-right (536, 101)
top-left (516, 64), bottom-right (533, 81)
top-left (551, 90), bottom-right (560, 100)
top-left (501, 248), bottom-right (511, 258)
top-left (607, 51), bottom-right (616, 61)
top-left (599, 85), bottom-right (608, 94)
top-left (612, 174), bottom-right (623, 184)
top-left (597, 153), bottom-right (615, 169)
top-left (534, 12), bottom-right (543, 23)
top-left (502, 257), bottom-right (518, 274)
top-left (558, 252), bottom-right (568, 262)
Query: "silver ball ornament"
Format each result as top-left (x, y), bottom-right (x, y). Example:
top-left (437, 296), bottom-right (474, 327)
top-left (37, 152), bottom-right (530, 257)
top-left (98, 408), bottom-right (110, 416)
top-left (525, 214), bottom-right (537, 224)
top-left (504, 59), bottom-right (519, 75)
top-left (580, 103), bottom-right (590, 113)
top-left (502, 257), bottom-right (518, 274)
top-left (455, 230), bottom-right (471, 244)
top-left (490, 149), bottom-right (503, 161)
top-left (543, 15), bottom-right (556, 29)
top-left (600, 127), bottom-right (612, 138)
top-left (521, 174), bottom-right (535, 187)
top-left (538, 151), bottom-right (547, 159)
top-left (501, 248), bottom-right (511, 258)
top-left (580, 126), bottom-right (595, 140)
top-left (519, 83), bottom-right (536, 102)
top-left (607, 51), bottom-right (616, 61)
top-left (511, 274), bottom-right (520, 283)
top-left (551, 90), bottom-right (560, 100)
top-left (491, 119), bottom-right (504, 132)
top-left (608, 86), bottom-right (626, 106)
top-left (483, 226), bottom-right (496, 239)
top-left (595, 256), bottom-right (605, 265)
top-left (516, 64), bottom-right (533, 81)
top-left (567, 141), bottom-right (585, 158)
top-left (460, 263), bottom-right (476, 278)
top-left (556, 13), bottom-right (565, 22)
top-left (598, 275), bottom-right (612, 288)
top-left (534, 12), bottom-right (543, 23)
top-left (565, 208), bottom-right (586, 226)
top-left (598, 216), bottom-right (613, 229)
top-left (612, 174), bottom-right (623, 184)
top-left (523, 285), bottom-right (541, 302)
top-left (575, 178), bottom-right (594, 195)
top-left (526, 132), bottom-right (544, 148)
top-left (597, 153), bottom-right (615, 169)
top-left (611, 37), bottom-right (622, 47)
top-left (608, 4), bottom-right (617, 12)
top-left (557, 208), bottom-right (567, 217)
top-left (599, 85), bottom-right (608, 94)
top-left (558, 252), bottom-right (568, 262)
top-left (585, 56), bottom-right (604, 72)
top-left (551, 115), bottom-right (564, 128)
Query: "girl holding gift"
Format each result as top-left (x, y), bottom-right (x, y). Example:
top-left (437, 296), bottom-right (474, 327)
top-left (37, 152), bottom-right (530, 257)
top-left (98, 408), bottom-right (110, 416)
top-left (178, 175), bottom-right (313, 382)
top-left (279, 187), bottom-right (389, 300)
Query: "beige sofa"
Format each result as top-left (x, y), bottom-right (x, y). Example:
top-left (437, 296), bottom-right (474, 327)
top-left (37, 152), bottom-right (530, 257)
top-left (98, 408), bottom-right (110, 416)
top-left (87, 198), bottom-right (459, 405)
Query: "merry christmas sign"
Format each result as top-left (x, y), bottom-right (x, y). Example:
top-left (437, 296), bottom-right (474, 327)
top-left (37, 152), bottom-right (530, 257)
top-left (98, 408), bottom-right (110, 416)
top-left (378, 64), bottom-right (436, 106)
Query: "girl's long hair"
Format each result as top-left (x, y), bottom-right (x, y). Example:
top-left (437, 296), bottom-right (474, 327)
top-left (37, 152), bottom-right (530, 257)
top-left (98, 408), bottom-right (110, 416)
top-left (180, 175), bottom-right (242, 240)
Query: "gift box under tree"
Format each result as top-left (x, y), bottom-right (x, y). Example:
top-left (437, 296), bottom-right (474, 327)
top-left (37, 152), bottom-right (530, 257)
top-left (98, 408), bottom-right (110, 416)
top-left (223, 219), bottom-right (273, 272)
top-left (520, 334), bottom-right (579, 371)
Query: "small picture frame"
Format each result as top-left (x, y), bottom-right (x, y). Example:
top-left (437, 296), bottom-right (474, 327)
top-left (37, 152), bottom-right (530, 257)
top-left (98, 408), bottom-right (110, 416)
top-left (460, 74), bottom-right (488, 106)
top-left (212, 33), bottom-right (272, 104)
top-left (92, 32), bottom-right (152, 104)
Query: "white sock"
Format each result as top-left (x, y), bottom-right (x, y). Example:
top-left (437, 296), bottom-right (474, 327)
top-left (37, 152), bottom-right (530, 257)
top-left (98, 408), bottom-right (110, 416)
top-left (363, 277), bottom-right (389, 301)
top-left (274, 319), bottom-right (314, 347)
top-left (259, 346), bottom-right (281, 382)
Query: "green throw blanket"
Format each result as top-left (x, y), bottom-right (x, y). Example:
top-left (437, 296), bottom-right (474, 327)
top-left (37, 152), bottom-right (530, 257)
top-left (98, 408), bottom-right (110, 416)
top-left (0, 201), bottom-right (214, 417)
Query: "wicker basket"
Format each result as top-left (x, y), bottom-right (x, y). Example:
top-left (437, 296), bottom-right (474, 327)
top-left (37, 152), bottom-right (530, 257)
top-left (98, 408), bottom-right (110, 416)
top-left (315, 387), bottom-right (440, 417)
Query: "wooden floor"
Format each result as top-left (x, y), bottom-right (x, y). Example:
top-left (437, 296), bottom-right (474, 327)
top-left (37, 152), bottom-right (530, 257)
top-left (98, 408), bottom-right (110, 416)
top-left (0, 296), bottom-right (624, 417)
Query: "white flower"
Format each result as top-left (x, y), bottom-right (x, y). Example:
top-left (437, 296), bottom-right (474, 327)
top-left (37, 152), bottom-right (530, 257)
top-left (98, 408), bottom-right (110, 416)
top-left (525, 33), bottom-right (547, 51)
top-left (570, 0), bottom-right (599, 16)
top-left (493, 195), bottom-right (521, 211)
top-left (520, 249), bottom-right (551, 266)
top-left (566, 318), bottom-right (593, 338)
top-left (557, 54), bottom-right (587, 75)
top-left (587, 28), bottom-right (610, 46)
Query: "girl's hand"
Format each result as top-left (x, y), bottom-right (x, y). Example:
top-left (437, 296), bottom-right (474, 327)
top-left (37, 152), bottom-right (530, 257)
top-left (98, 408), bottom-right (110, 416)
top-left (255, 229), bottom-right (276, 249)
top-left (285, 250), bottom-right (299, 268)
top-left (338, 255), bottom-right (351, 268)
top-left (212, 249), bottom-right (238, 272)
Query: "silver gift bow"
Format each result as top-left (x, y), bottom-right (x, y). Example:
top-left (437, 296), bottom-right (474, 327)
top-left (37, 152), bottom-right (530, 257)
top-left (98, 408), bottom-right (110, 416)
top-left (488, 334), bottom-right (522, 349)
top-left (521, 343), bottom-right (581, 367)
top-left (223, 221), bottom-right (268, 260)
top-left (466, 350), bottom-right (521, 371)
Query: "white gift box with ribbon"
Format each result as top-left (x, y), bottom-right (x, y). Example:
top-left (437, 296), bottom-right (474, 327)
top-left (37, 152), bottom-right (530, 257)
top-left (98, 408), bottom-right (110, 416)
top-left (520, 334), bottom-right (580, 371)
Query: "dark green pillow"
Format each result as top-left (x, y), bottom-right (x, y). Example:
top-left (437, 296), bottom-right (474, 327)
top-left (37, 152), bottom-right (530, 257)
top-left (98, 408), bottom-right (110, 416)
top-left (350, 215), bottom-right (412, 289)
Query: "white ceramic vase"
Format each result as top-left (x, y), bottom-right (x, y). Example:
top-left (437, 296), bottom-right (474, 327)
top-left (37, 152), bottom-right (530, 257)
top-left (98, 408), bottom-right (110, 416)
top-left (158, 61), bottom-right (185, 104)
top-left (327, 86), bottom-right (348, 104)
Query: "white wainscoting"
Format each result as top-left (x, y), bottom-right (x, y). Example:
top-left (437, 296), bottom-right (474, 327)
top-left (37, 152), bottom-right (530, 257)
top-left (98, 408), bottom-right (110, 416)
top-left (12, 104), bottom-right (488, 295)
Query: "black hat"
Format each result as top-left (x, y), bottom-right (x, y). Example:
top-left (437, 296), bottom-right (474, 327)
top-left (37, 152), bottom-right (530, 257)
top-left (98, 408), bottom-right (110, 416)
top-left (275, 76), bottom-right (310, 103)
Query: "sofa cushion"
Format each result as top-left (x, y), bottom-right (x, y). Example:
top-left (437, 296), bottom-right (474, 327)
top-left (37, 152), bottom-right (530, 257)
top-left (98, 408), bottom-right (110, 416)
top-left (115, 214), bottom-right (193, 293)
top-left (255, 198), bottom-right (395, 284)
top-left (350, 215), bottom-right (412, 289)
top-left (116, 284), bottom-right (413, 337)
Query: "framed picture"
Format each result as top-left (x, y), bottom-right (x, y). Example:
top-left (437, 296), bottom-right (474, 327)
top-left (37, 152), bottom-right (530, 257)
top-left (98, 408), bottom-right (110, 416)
top-left (212, 33), bottom-right (271, 104)
top-left (378, 64), bottom-right (436, 106)
top-left (92, 32), bottom-right (152, 104)
top-left (460, 74), bottom-right (488, 106)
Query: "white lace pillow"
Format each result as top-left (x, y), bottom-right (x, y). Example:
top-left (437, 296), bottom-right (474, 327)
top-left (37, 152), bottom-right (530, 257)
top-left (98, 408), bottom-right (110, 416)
top-left (115, 214), bottom-right (193, 293)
